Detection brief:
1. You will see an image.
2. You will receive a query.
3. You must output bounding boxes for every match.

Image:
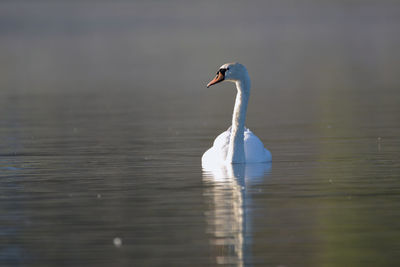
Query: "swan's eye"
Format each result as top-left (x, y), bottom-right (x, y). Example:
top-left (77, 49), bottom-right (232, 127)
top-left (227, 67), bottom-right (230, 70)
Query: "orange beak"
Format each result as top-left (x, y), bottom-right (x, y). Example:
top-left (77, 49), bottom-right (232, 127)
top-left (207, 71), bottom-right (225, 88)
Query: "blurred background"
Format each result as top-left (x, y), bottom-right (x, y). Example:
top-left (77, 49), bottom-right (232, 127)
top-left (2, 0), bottom-right (400, 93)
top-left (1, 1), bottom-right (399, 266)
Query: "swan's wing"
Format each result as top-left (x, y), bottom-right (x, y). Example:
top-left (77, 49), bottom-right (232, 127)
top-left (202, 129), bottom-right (231, 166)
top-left (244, 129), bottom-right (272, 162)
top-left (213, 129), bottom-right (230, 148)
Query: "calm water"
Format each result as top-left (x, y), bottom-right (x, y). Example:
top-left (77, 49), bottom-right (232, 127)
top-left (1, 1), bottom-right (400, 266)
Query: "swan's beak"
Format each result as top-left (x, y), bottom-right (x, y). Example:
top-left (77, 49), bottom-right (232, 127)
top-left (207, 71), bottom-right (225, 88)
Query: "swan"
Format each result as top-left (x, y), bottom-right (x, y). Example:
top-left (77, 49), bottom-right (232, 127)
top-left (202, 62), bottom-right (272, 165)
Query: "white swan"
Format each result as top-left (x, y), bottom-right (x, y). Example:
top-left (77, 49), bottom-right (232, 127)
top-left (202, 62), bottom-right (272, 165)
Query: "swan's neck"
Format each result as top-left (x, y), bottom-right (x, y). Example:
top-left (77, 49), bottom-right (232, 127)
top-left (226, 78), bottom-right (250, 163)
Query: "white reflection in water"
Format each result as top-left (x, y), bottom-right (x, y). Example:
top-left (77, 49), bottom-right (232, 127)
top-left (202, 163), bottom-right (271, 266)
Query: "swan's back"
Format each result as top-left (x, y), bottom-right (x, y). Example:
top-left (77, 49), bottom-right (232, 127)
top-left (202, 127), bottom-right (272, 165)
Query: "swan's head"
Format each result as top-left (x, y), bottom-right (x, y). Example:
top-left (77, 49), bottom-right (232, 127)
top-left (206, 62), bottom-right (249, 88)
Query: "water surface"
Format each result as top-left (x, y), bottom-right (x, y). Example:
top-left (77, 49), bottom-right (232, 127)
top-left (1, 1), bottom-right (400, 266)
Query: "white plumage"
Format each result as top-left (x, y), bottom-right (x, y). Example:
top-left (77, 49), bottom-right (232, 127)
top-left (202, 63), bottom-right (272, 166)
top-left (202, 127), bottom-right (271, 165)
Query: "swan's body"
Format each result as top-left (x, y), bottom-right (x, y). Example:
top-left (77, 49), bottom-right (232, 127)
top-left (202, 62), bottom-right (272, 165)
top-left (202, 126), bottom-right (272, 165)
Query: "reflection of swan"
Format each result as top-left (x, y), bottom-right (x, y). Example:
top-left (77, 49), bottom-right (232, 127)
top-left (202, 62), bottom-right (272, 165)
top-left (202, 163), bottom-right (271, 266)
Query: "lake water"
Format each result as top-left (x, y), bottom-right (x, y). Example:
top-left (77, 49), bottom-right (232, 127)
top-left (1, 1), bottom-right (400, 266)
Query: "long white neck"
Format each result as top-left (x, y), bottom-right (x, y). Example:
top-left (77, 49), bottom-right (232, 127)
top-left (226, 76), bottom-right (250, 163)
